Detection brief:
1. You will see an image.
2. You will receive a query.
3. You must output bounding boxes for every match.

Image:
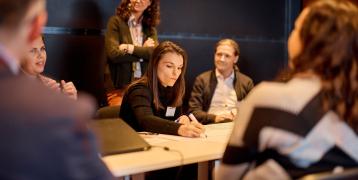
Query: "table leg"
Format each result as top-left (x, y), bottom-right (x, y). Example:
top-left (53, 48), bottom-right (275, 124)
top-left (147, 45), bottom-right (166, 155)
top-left (131, 173), bottom-right (145, 180)
top-left (198, 161), bottom-right (209, 180)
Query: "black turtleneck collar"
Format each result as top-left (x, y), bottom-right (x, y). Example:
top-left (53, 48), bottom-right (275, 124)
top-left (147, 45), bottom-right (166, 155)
top-left (158, 83), bottom-right (175, 106)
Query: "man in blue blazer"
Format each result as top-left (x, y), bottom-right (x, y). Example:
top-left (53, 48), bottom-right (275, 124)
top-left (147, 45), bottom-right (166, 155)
top-left (0, 0), bottom-right (113, 179)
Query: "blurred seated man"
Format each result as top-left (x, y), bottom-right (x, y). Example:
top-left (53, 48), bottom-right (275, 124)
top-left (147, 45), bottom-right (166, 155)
top-left (21, 35), bottom-right (77, 100)
top-left (215, 1), bottom-right (358, 179)
top-left (189, 39), bottom-right (253, 124)
top-left (0, 0), bottom-right (113, 179)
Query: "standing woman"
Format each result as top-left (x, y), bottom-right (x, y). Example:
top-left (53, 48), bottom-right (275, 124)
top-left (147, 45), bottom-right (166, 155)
top-left (105, 0), bottom-right (160, 105)
top-left (216, 0), bottom-right (358, 179)
top-left (120, 41), bottom-right (205, 137)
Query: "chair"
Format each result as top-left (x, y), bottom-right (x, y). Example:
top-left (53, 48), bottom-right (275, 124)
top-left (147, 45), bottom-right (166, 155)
top-left (95, 105), bottom-right (120, 119)
top-left (299, 168), bottom-right (358, 180)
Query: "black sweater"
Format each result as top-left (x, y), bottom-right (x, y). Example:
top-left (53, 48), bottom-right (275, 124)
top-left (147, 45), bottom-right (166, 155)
top-left (119, 83), bottom-right (182, 135)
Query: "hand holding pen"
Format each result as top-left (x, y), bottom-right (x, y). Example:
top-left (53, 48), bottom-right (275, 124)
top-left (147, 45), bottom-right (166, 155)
top-left (176, 115), bottom-right (191, 125)
top-left (177, 113), bottom-right (205, 138)
top-left (188, 113), bottom-right (201, 125)
top-left (189, 113), bottom-right (207, 137)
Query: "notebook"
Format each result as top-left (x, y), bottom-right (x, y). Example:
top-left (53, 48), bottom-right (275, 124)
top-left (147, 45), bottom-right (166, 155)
top-left (89, 118), bottom-right (151, 156)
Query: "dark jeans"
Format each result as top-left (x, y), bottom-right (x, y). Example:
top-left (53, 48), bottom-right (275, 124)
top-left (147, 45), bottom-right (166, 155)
top-left (145, 163), bottom-right (198, 180)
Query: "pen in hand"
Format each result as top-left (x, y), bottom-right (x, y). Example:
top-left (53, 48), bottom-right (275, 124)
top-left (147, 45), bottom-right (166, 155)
top-left (188, 113), bottom-right (199, 123)
top-left (188, 113), bottom-right (207, 138)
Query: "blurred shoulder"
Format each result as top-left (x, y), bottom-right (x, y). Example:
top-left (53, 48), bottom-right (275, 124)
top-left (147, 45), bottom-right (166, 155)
top-left (0, 75), bottom-right (95, 122)
top-left (245, 77), bottom-right (321, 114)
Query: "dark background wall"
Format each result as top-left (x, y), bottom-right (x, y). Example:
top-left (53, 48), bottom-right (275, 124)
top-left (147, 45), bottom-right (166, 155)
top-left (44, 0), bottom-right (301, 107)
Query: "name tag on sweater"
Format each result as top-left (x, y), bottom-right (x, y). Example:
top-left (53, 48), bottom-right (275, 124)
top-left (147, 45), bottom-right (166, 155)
top-left (165, 107), bottom-right (176, 117)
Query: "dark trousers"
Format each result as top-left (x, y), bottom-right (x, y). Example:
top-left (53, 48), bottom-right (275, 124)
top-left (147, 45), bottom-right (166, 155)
top-left (145, 163), bottom-right (197, 180)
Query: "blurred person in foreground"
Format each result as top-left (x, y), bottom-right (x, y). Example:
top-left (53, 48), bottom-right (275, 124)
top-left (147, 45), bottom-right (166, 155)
top-left (216, 0), bottom-right (358, 179)
top-left (0, 0), bottom-right (113, 179)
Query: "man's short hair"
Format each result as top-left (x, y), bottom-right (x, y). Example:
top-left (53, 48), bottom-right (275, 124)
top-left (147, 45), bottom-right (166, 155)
top-left (215, 39), bottom-right (240, 56)
top-left (0, 0), bottom-right (38, 28)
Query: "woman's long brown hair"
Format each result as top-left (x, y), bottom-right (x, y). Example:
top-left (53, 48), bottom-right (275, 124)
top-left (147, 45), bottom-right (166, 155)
top-left (288, 0), bottom-right (358, 130)
top-left (128, 41), bottom-right (188, 110)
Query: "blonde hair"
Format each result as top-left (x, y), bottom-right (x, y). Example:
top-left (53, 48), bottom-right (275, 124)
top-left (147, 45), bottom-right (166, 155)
top-left (215, 39), bottom-right (240, 56)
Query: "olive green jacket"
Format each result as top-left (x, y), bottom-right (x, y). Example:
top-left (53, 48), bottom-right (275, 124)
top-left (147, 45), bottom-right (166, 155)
top-left (105, 15), bottom-right (158, 88)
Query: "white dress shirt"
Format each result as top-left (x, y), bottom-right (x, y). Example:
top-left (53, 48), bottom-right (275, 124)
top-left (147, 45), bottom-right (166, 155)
top-left (128, 15), bottom-right (144, 78)
top-left (208, 69), bottom-right (238, 116)
top-left (0, 43), bottom-right (19, 74)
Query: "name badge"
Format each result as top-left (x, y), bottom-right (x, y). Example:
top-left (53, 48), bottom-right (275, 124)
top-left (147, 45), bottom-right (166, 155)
top-left (165, 107), bottom-right (176, 117)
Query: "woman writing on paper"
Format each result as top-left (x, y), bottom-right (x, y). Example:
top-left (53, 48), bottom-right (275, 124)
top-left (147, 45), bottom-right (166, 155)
top-left (120, 41), bottom-right (205, 137)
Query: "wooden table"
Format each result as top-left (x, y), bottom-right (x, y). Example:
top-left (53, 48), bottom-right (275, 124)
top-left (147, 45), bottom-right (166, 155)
top-left (102, 122), bottom-right (234, 179)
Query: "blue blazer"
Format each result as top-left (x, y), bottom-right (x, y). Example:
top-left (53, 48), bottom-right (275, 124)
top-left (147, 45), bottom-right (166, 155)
top-left (0, 58), bottom-right (113, 180)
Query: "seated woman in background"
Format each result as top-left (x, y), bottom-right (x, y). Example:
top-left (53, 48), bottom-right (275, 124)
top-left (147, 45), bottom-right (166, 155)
top-left (216, 0), bottom-right (358, 179)
top-left (120, 41), bottom-right (205, 137)
top-left (22, 36), bottom-right (78, 100)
